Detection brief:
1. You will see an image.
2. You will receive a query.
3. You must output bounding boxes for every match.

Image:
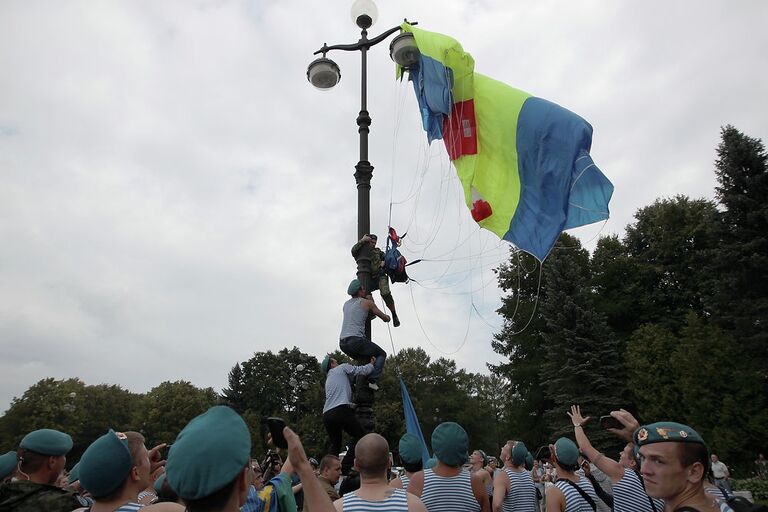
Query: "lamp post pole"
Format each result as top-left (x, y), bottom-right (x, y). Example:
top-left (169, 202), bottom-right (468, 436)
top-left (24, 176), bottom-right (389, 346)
top-left (307, 2), bottom-right (420, 432)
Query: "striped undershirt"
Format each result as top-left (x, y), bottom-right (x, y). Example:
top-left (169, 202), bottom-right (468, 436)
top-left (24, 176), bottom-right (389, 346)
top-left (421, 468), bottom-right (480, 512)
top-left (555, 477), bottom-right (600, 512)
top-left (613, 469), bottom-right (664, 512)
top-left (343, 488), bottom-right (409, 512)
top-left (501, 467), bottom-right (537, 512)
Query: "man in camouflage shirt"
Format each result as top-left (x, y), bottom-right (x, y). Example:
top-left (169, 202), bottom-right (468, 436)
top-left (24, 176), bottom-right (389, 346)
top-left (0, 428), bottom-right (88, 511)
top-left (351, 234), bottom-right (400, 327)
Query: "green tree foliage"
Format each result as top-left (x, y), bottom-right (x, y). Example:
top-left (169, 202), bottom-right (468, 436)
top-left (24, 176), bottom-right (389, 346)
top-left (136, 381), bottom-right (219, 448)
top-left (537, 235), bottom-right (625, 449)
top-left (625, 323), bottom-right (678, 422)
top-left (0, 378), bottom-right (141, 463)
top-left (623, 196), bottom-right (720, 333)
top-left (711, 126), bottom-right (768, 371)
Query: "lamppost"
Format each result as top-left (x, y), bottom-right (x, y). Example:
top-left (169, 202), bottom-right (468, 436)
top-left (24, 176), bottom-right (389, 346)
top-left (307, 0), bottom-right (419, 321)
top-left (288, 363), bottom-right (310, 424)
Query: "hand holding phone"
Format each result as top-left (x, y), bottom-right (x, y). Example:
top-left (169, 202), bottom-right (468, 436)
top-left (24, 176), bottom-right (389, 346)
top-left (599, 415), bottom-right (624, 430)
top-left (267, 417), bottom-right (288, 449)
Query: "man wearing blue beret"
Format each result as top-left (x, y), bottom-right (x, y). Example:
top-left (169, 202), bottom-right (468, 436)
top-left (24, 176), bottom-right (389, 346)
top-left (0, 452), bottom-right (17, 484)
top-left (389, 433), bottom-right (423, 491)
top-left (76, 429), bottom-right (173, 512)
top-left (408, 422), bottom-right (490, 512)
top-left (545, 437), bottom-right (600, 512)
top-left (165, 405), bottom-right (337, 512)
top-left (635, 422), bottom-right (730, 512)
top-left (0, 428), bottom-right (88, 511)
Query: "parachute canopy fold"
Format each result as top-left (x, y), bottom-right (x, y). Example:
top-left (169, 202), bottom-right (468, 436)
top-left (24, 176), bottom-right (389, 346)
top-left (400, 24), bottom-right (614, 261)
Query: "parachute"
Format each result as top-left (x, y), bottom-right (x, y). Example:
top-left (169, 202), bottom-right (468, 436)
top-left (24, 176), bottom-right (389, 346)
top-left (399, 24), bottom-right (614, 261)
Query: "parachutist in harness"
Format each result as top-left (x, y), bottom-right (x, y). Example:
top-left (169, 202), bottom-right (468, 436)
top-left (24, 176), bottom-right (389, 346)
top-left (351, 230), bottom-right (404, 327)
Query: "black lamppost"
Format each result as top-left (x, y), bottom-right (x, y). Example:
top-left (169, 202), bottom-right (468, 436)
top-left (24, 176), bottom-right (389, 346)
top-left (307, 0), bottom-right (419, 311)
top-left (307, 0), bottom-right (419, 434)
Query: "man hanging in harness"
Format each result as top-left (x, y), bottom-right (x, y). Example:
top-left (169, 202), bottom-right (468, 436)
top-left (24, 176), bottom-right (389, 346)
top-left (351, 232), bottom-right (402, 327)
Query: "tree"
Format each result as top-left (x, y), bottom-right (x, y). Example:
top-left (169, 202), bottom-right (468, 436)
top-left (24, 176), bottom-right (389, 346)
top-left (136, 381), bottom-right (219, 448)
top-left (711, 126), bottom-right (768, 371)
top-left (623, 196), bottom-right (720, 333)
top-left (625, 323), bottom-right (679, 422)
top-left (537, 234), bottom-right (625, 451)
top-left (221, 363), bottom-right (246, 413)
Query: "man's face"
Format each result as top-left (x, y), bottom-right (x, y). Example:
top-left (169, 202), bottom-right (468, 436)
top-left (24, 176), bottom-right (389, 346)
top-left (619, 443), bottom-right (636, 469)
top-left (251, 467), bottom-right (264, 490)
top-left (639, 443), bottom-right (696, 500)
top-left (470, 451), bottom-right (483, 465)
top-left (322, 459), bottom-right (342, 485)
top-left (49, 455), bottom-right (66, 484)
top-left (135, 445), bottom-right (151, 489)
top-left (711, 455), bottom-right (718, 463)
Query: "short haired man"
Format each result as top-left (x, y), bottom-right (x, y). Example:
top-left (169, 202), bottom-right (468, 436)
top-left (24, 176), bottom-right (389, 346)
top-left (322, 353), bottom-right (376, 475)
top-left (76, 429), bottom-right (173, 512)
top-left (318, 454), bottom-right (342, 500)
top-left (408, 422), bottom-right (490, 512)
top-left (568, 405), bottom-right (662, 512)
top-left (545, 437), bottom-right (599, 512)
top-left (635, 422), bottom-right (728, 512)
top-left (0, 428), bottom-right (88, 511)
top-left (390, 433), bottom-right (423, 491)
top-left (339, 278), bottom-right (390, 390)
top-left (335, 433), bottom-right (426, 512)
top-left (494, 442), bottom-right (537, 512)
top-left (165, 405), bottom-right (336, 512)
top-left (709, 455), bottom-right (731, 497)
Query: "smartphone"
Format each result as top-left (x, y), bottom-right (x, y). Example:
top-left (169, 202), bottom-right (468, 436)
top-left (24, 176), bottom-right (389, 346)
top-left (535, 445), bottom-right (551, 461)
top-left (599, 415), bottom-right (623, 430)
top-left (266, 417), bottom-right (288, 449)
top-left (159, 444), bottom-right (172, 460)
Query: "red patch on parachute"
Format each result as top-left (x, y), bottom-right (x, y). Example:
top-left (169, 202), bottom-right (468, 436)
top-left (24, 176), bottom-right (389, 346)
top-left (443, 99), bottom-right (477, 160)
top-left (471, 199), bottom-right (492, 222)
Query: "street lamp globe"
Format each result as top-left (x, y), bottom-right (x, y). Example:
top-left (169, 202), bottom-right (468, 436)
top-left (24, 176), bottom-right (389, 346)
top-left (307, 57), bottom-right (341, 90)
top-left (351, 0), bottom-right (378, 29)
top-left (389, 32), bottom-right (420, 68)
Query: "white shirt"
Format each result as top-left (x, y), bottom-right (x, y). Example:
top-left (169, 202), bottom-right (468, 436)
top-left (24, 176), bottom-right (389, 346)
top-left (711, 460), bottom-right (729, 479)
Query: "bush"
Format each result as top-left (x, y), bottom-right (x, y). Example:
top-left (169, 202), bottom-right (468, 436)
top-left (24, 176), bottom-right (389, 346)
top-left (734, 478), bottom-right (768, 501)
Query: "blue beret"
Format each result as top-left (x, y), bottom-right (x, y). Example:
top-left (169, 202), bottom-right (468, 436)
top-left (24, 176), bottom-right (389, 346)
top-left (634, 422), bottom-right (706, 447)
top-left (398, 433), bottom-right (422, 464)
top-left (166, 406), bottom-right (251, 500)
top-left (431, 422), bottom-right (468, 467)
top-left (554, 437), bottom-right (579, 467)
top-left (347, 279), bottom-right (362, 295)
top-left (20, 429), bottom-right (73, 456)
top-left (67, 462), bottom-right (80, 484)
top-left (525, 451), bottom-right (534, 470)
top-left (321, 355), bottom-right (332, 374)
top-left (79, 429), bottom-right (133, 498)
top-left (0, 451), bottom-right (17, 479)
top-left (512, 442), bottom-right (528, 466)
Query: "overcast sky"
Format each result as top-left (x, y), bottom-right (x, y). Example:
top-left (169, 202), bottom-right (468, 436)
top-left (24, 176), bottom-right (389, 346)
top-left (1, 0), bottom-right (766, 414)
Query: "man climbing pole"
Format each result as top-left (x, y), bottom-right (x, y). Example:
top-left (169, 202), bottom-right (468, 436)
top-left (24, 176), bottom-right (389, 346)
top-left (339, 279), bottom-right (389, 391)
top-left (351, 234), bottom-right (401, 327)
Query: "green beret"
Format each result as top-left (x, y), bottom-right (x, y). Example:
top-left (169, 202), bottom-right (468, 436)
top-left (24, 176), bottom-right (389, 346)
top-left (19, 429), bottom-right (73, 456)
top-left (554, 437), bottom-right (579, 467)
top-left (431, 422), bottom-right (468, 467)
top-left (154, 473), bottom-right (166, 494)
top-left (67, 462), bottom-right (80, 484)
top-left (321, 355), bottom-right (332, 374)
top-left (0, 451), bottom-right (17, 480)
top-left (166, 406), bottom-right (251, 500)
top-left (525, 451), bottom-right (534, 470)
top-left (399, 433), bottom-right (422, 464)
top-left (347, 279), bottom-right (362, 295)
top-left (79, 429), bottom-right (133, 498)
top-left (425, 457), bottom-right (437, 469)
top-left (512, 442), bottom-right (528, 466)
top-left (634, 422), bottom-right (706, 447)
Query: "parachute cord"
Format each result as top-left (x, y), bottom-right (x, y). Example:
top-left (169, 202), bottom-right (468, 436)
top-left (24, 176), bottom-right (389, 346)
top-left (408, 281), bottom-right (471, 355)
top-left (507, 261), bottom-right (543, 336)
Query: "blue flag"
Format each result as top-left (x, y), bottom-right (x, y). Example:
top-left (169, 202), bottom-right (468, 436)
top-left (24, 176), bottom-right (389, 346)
top-left (399, 377), bottom-right (431, 464)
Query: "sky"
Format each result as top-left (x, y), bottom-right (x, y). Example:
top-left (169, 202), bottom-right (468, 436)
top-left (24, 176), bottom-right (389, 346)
top-left (1, 0), bottom-right (767, 414)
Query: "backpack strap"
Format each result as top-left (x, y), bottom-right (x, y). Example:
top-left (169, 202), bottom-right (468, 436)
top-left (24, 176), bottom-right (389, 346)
top-left (635, 469), bottom-right (658, 512)
top-left (556, 478), bottom-right (596, 512)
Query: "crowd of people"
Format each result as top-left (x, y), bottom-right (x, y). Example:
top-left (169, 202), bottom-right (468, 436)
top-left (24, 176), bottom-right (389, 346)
top-left (0, 397), bottom-right (751, 512)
